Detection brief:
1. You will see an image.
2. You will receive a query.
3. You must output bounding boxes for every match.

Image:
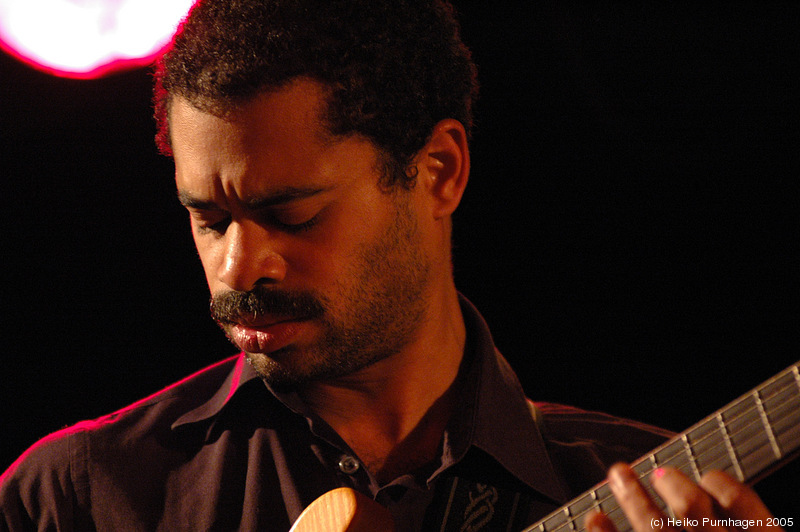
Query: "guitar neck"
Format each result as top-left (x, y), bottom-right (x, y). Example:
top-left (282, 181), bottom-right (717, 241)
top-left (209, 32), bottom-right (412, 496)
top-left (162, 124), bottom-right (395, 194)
top-left (522, 361), bottom-right (800, 532)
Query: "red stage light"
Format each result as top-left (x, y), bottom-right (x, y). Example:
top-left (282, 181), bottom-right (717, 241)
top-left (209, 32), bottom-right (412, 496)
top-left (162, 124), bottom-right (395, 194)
top-left (0, 0), bottom-right (195, 79)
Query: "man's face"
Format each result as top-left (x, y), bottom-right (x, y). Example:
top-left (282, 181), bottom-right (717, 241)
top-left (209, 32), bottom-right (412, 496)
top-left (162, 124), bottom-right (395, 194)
top-left (170, 79), bottom-right (432, 388)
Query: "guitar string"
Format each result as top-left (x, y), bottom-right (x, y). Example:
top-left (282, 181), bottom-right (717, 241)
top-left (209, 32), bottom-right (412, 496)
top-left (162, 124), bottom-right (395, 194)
top-left (655, 375), bottom-right (800, 475)
top-left (541, 385), bottom-right (800, 532)
top-left (569, 386), bottom-right (800, 532)
top-left (541, 369), bottom-right (800, 532)
top-left (528, 364), bottom-right (800, 532)
top-left (571, 376), bottom-right (800, 532)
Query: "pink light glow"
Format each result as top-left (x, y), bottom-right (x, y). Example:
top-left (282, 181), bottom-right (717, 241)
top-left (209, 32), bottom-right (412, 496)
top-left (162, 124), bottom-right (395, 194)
top-left (0, 0), bottom-right (195, 79)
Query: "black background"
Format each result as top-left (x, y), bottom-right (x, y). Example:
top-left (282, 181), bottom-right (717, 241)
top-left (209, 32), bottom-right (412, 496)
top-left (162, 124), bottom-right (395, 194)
top-left (2, 1), bottom-right (798, 515)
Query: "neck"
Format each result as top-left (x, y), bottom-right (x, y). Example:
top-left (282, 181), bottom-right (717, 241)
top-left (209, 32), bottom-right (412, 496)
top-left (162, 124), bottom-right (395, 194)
top-left (298, 284), bottom-right (466, 483)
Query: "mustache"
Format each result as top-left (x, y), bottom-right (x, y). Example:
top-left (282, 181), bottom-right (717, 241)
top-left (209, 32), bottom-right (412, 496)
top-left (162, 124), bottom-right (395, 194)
top-left (210, 287), bottom-right (326, 325)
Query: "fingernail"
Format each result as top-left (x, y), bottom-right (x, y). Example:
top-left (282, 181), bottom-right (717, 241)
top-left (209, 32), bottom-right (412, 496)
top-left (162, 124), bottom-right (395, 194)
top-left (609, 465), bottom-right (633, 491)
top-left (653, 467), bottom-right (666, 479)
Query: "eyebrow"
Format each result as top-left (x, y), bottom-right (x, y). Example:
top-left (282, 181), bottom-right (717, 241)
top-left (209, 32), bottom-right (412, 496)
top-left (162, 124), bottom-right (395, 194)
top-left (177, 186), bottom-right (332, 210)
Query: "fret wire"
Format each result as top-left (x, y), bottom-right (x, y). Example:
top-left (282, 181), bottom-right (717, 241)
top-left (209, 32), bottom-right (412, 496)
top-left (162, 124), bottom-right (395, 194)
top-left (720, 385), bottom-right (799, 470)
top-left (532, 394), bottom-right (798, 532)
top-left (552, 499), bottom-right (630, 532)
top-left (696, 388), bottom-right (800, 475)
top-left (726, 411), bottom-right (769, 451)
top-left (653, 401), bottom-right (756, 475)
top-left (703, 366), bottom-right (798, 444)
top-left (601, 369), bottom-right (798, 527)
top-left (761, 381), bottom-right (800, 452)
top-left (716, 413), bottom-right (745, 482)
top-left (542, 484), bottom-right (621, 531)
top-left (716, 413), bottom-right (744, 482)
top-left (625, 379), bottom-right (797, 525)
top-left (770, 401), bottom-right (800, 442)
top-left (650, 453), bottom-right (676, 520)
top-left (564, 504), bottom-right (576, 531)
top-left (544, 457), bottom-right (662, 532)
top-left (522, 438), bottom-right (688, 531)
top-left (658, 366), bottom-right (798, 472)
top-left (762, 374), bottom-right (799, 403)
top-left (720, 368), bottom-right (798, 428)
top-left (694, 376), bottom-right (799, 461)
top-left (638, 373), bottom-right (800, 481)
top-left (521, 363), bottom-right (800, 532)
top-left (722, 375), bottom-right (795, 433)
top-left (551, 521), bottom-right (587, 532)
top-left (754, 389), bottom-right (782, 459)
top-left (766, 379), bottom-right (800, 411)
top-left (606, 502), bottom-right (633, 532)
top-left (699, 407), bottom-right (767, 473)
top-left (683, 433), bottom-right (701, 481)
top-left (653, 440), bottom-right (695, 475)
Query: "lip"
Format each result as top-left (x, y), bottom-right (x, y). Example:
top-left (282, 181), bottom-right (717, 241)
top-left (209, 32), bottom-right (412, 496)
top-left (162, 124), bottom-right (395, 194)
top-left (228, 319), bottom-right (308, 354)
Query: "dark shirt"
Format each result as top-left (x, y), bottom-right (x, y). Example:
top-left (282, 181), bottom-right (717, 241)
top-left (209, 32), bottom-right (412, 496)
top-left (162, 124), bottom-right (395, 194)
top-left (0, 297), bottom-right (671, 531)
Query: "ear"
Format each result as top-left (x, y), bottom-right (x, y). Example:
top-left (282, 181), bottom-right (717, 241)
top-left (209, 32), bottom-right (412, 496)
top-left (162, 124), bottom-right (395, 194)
top-left (417, 119), bottom-right (470, 219)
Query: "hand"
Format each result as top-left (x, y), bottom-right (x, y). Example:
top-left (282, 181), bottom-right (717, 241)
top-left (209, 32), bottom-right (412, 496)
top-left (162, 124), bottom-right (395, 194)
top-left (584, 463), bottom-right (784, 532)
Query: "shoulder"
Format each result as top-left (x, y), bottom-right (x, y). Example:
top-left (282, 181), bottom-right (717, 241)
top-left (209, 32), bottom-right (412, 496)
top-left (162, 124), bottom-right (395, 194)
top-left (0, 355), bottom-right (241, 526)
top-left (1, 355), bottom-right (239, 468)
top-left (0, 420), bottom-right (87, 529)
top-left (531, 401), bottom-right (674, 497)
top-left (92, 354), bottom-right (241, 429)
top-left (534, 401), bottom-right (673, 459)
top-left (534, 402), bottom-right (673, 446)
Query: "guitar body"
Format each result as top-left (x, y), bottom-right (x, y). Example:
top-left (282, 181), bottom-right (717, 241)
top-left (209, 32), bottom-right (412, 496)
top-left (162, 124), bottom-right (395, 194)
top-left (290, 487), bottom-right (395, 532)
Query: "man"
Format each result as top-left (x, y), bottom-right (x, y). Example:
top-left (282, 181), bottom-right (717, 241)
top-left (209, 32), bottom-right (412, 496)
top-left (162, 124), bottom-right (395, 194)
top-left (0, 1), bottom-right (785, 530)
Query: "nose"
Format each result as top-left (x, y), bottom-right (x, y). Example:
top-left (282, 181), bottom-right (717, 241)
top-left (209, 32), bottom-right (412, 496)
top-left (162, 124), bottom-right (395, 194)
top-left (216, 220), bottom-right (287, 291)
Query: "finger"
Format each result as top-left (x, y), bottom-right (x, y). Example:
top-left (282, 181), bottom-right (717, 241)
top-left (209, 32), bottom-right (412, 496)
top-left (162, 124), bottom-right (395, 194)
top-left (699, 471), bottom-right (782, 532)
top-left (608, 463), bottom-right (668, 532)
top-left (584, 510), bottom-right (618, 532)
top-left (650, 467), bottom-right (725, 532)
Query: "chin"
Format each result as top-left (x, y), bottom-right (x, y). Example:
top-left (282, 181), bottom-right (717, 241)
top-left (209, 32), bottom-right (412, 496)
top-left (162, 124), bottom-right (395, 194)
top-left (245, 350), bottom-right (304, 388)
top-left (243, 348), bottom-right (335, 390)
top-left (244, 344), bottom-right (392, 390)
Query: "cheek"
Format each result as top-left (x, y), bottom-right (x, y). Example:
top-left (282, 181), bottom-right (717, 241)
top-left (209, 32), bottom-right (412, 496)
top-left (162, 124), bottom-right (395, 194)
top-left (281, 240), bottom-right (342, 286)
top-left (283, 222), bottom-right (369, 289)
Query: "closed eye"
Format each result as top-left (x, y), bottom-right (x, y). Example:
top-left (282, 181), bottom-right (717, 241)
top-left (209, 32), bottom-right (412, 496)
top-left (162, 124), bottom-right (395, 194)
top-left (262, 202), bottom-right (326, 234)
top-left (271, 213), bottom-right (320, 233)
top-left (190, 210), bottom-right (231, 235)
top-left (178, 188), bottom-right (329, 236)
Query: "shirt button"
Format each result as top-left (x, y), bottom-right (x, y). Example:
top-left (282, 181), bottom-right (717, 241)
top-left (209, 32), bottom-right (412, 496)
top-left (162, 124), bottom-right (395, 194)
top-left (338, 455), bottom-right (360, 475)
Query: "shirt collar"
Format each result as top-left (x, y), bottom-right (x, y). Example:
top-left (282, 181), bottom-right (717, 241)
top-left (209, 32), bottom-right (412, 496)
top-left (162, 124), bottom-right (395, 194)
top-left (171, 352), bottom-right (262, 429)
top-left (171, 295), bottom-right (568, 503)
top-left (440, 295), bottom-right (569, 504)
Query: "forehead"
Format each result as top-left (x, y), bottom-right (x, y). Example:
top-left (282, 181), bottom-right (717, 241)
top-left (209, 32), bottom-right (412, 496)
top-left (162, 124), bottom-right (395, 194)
top-left (169, 79), bottom-right (333, 157)
top-left (169, 79), bottom-right (380, 201)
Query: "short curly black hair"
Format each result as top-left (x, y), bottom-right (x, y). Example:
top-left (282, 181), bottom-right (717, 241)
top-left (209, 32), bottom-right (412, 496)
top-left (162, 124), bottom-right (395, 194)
top-left (154, 0), bottom-right (479, 189)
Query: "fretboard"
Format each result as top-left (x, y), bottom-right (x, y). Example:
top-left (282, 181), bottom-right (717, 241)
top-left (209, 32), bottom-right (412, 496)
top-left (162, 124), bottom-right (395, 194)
top-left (522, 360), bottom-right (800, 532)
